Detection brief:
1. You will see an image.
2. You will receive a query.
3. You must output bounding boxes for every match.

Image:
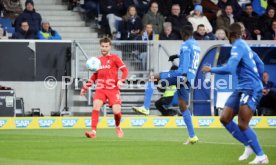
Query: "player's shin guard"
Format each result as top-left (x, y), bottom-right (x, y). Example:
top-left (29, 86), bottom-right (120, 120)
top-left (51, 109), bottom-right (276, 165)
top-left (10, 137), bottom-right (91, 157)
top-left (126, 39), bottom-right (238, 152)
top-left (114, 112), bottom-right (122, 127)
top-left (143, 81), bottom-right (154, 110)
top-left (225, 121), bottom-right (249, 146)
top-left (243, 127), bottom-right (265, 156)
top-left (91, 110), bottom-right (100, 131)
top-left (182, 110), bottom-right (195, 137)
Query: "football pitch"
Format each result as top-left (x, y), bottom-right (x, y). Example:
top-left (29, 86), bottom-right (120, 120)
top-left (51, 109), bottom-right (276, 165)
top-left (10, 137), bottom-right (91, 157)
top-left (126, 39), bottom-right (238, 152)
top-left (0, 128), bottom-right (275, 165)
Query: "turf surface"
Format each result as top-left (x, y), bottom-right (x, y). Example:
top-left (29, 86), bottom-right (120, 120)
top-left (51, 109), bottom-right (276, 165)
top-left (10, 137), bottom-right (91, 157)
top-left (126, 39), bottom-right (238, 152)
top-left (0, 128), bottom-right (275, 165)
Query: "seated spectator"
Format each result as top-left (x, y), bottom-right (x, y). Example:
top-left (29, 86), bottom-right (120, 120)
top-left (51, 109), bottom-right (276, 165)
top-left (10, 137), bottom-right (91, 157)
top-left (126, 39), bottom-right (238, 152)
top-left (167, 0), bottom-right (194, 17)
top-left (99, 0), bottom-right (125, 36)
top-left (159, 22), bottom-right (179, 40)
top-left (187, 5), bottom-right (213, 33)
top-left (1, 0), bottom-right (22, 22)
top-left (165, 3), bottom-right (191, 39)
top-left (38, 20), bottom-right (62, 40)
top-left (0, 26), bottom-right (8, 39)
top-left (124, 0), bottom-right (147, 18)
top-left (120, 5), bottom-right (143, 40)
top-left (257, 7), bottom-right (276, 39)
top-left (216, 5), bottom-right (237, 33)
top-left (193, 24), bottom-right (215, 40)
top-left (14, 0), bottom-right (41, 33)
top-left (259, 72), bottom-right (276, 115)
top-left (238, 22), bottom-right (252, 40)
top-left (239, 3), bottom-right (260, 40)
top-left (263, 19), bottom-right (276, 39)
top-left (215, 28), bottom-right (228, 40)
top-left (142, 1), bottom-right (165, 35)
top-left (12, 20), bottom-right (37, 39)
top-left (217, 0), bottom-right (242, 17)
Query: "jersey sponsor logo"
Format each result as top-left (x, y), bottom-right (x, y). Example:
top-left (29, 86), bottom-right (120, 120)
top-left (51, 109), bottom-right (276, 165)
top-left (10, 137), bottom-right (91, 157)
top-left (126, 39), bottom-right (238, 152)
top-left (198, 118), bottom-right (214, 127)
top-left (0, 119), bottom-right (7, 128)
top-left (16, 119), bottom-right (32, 128)
top-left (107, 118), bottom-right (124, 127)
top-left (176, 118), bottom-right (186, 127)
top-left (84, 118), bottom-right (102, 127)
top-left (99, 65), bottom-right (111, 69)
top-left (131, 118), bottom-right (147, 127)
top-left (249, 118), bottom-right (261, 126)
top-left (62, 119), bottom-right (78, 128)
top-left (267, 118), bottom-right (276, 126)
top-left (153, 118), bottom-right (169, 127)
top-left (39, 119), bottom-right (55, 128)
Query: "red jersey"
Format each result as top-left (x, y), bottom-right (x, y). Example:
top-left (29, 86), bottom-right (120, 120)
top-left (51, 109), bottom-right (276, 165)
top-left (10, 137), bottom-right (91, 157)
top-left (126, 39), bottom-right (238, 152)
top-left (82, 54), bottom-right (128, 91)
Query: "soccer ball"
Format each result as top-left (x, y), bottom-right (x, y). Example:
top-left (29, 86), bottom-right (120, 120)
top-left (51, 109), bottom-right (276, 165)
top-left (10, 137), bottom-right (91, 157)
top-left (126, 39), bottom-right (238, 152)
top-left (86, 57), bottom-right (101, 71)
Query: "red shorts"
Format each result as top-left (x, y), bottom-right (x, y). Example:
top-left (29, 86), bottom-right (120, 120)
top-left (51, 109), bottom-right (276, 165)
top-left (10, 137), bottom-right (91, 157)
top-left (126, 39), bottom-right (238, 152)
top-left (93, 89), bottom-right (121, 107)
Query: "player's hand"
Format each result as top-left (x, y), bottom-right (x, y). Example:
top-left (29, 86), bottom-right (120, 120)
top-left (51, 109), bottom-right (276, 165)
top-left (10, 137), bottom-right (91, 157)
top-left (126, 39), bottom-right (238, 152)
top-left (80, 89), bottom-right (87, 96)
top-left (201, 66), bottom-right (211, 73)
top-left (117, 80), bottom-right (123, 88)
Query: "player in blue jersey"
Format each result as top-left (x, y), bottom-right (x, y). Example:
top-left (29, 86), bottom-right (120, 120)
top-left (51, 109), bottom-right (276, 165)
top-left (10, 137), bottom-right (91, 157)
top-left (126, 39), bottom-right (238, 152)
top-left (132, 25), bottom-right (200, 144)
top-left (202, 23), bottom-right (268, 164)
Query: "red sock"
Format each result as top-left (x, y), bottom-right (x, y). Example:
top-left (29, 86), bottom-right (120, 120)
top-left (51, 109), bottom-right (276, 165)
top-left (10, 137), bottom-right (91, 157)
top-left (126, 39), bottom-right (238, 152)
top-left (91, 110), bottom-right (99, 131)
top-left (114, 112), bottom-right (122, 127)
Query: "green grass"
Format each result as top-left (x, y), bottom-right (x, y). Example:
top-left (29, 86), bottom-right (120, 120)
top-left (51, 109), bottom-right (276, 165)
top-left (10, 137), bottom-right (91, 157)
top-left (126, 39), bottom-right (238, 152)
top-left (0, 128), bottom-right (275, 165)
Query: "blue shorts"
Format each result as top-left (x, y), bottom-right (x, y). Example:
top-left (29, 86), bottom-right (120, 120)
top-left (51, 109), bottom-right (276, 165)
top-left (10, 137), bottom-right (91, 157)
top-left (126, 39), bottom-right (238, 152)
top-left (159, 72), bottom-right (190, 102)
top-left (225, 89), bottom-right (262, 113)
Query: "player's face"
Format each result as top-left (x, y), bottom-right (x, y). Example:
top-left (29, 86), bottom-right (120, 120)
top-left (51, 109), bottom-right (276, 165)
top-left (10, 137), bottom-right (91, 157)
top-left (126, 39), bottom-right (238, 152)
top-left (100, 42), bottom-right (111, 56)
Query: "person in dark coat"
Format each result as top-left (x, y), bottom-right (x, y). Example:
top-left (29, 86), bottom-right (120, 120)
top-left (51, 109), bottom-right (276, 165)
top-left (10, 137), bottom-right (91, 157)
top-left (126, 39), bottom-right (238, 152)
top-left (165, 4), bottom-right (191, 39)
top-left (159, 22), bottom-right (179, 40)
top-left (239, 3), bottom-right (260, 39)
top-left (120, 5), bottom-right (143, 40)
top-left (14, 0), bottom-right (42, 33)
top-left (217, 0), bottom-right (242, 17)
top-left (12, 20), bottom-right (37, 39)
top-left (257, 7), bottom-right (276, 39)
top-left (263, 19), bottom-right (276, 39)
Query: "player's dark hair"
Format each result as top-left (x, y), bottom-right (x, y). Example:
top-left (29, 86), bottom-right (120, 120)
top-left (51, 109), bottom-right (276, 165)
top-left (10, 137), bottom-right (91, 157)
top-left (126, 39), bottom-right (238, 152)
top-left (229, 23), bottom-right (242, 39)
top-left (99, 37), bottom-right (112, 45)
top-left (181, 25), bottom-right (193, 40)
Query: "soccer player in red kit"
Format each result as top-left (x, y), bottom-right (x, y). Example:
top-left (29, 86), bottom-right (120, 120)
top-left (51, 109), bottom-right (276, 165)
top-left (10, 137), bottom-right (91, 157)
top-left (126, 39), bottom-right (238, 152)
top-left (80, 37), bottom-right (128, 139)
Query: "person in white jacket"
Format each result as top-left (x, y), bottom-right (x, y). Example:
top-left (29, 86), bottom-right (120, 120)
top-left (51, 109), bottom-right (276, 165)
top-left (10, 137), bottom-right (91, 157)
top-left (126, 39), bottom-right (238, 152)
top-left (187, 4), bottom-right (213, 33)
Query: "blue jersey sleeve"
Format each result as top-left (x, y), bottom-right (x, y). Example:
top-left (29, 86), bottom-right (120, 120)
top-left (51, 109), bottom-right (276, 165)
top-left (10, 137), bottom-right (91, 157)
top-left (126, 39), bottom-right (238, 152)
top-left (252, 51), bottom-right (264, 78)
top-left (211, 45), bottom-right (243, 74)
top-left (160, 45), bottom-right (190, 79)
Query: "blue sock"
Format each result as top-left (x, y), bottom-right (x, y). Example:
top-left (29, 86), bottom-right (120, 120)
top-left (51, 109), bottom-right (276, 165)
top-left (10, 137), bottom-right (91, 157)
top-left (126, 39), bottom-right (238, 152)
top-left (143, 81), bottom-right (154, 110)
top-left (182, 110), bottom-right (195, 137)
top-left (243, 127), bottom-right (264, 156)
top-left (225, 121), bottom-right (249, 146)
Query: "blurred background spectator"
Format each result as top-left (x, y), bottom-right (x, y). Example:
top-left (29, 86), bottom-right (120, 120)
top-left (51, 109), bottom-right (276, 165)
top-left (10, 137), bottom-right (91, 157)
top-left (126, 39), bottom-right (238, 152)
top-left (187, 5), bottom-right (213, 33)
top-left (258, 7), bottom-right (276, 39)
top-left (142, 1), bottom-right (164, 35)
top-left (217, 0), bottom-right (242, 17)
top-left (214, 28), bottom-right (228, 40)
top-left (216, 5), bottom-right (237, 33)
top-left (259, 72), bottom-right (276, 116)
top-left (159, 22), bottom-right (179, 40)
top-left (12, 20), bottom-right (37, 39)
top-left (1, 0), bottom-right (22, 23)
top-left (166, 3), bottom-right (191, 39)
top-left (38, 20), bottom-right (62, 40)
top-left (120, 5), bottom-right (143, 40)
top-left (99, 0), bottom-right (125, 37)
top-left (263, 19), bottom-right (276, 39)
top-left (14, 0), bottom-right (41, 33)
top-left (193, 24), bottom-right (215, 40)
top-left (252, 0), bottom-right (268, 16)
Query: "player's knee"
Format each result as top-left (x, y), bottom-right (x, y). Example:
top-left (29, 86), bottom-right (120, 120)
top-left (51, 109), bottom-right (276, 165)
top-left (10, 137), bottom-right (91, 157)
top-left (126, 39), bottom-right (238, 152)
top-left (238, 122), bottom-right (248, 131)
top-left (220, 115), bottom-right (230, 126)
